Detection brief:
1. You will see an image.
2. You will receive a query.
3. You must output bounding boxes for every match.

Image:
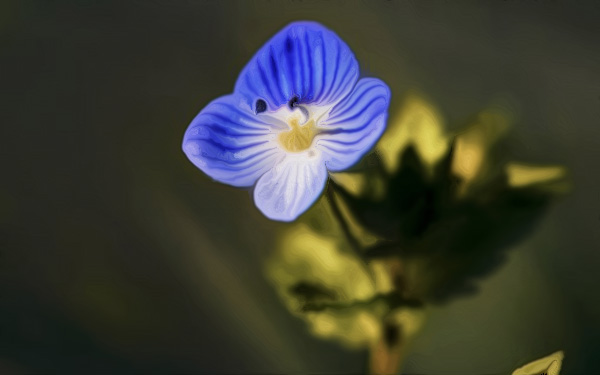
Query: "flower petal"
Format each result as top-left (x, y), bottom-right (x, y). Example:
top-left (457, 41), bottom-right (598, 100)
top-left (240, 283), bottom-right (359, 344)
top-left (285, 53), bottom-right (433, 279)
top-left (316, 78), bottom-right (391, 171)
top-left (182, 94), bottom-right (286, 187)
top-left (253, 153), bottom-right (328, 222)
top-left (235, 21), bottom-right (359, 112)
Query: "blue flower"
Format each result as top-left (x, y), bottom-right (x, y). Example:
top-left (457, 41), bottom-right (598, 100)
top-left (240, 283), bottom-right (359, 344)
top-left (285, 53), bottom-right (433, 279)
top-left (182, 21), bottom-right (391, 222)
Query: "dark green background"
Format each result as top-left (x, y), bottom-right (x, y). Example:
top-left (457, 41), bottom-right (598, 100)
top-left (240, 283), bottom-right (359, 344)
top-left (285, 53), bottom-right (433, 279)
top-left (1, 1), bottom-right (599, 373)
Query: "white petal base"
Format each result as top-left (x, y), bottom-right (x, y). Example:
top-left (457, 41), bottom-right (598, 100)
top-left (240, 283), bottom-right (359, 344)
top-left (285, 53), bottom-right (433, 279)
top-left (253, 151), bottom-right (328, 222)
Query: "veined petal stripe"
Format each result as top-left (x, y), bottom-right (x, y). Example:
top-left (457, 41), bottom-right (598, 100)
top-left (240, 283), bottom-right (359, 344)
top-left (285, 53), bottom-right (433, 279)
top-left (318, 142), bottom-right (372, 155)
top-left (197, 148), bottom-right (276, 171)
top-left (317, 31), bottom-right (327, 103)
top-left (192, 139), bottom-right (274, 161)
top-left (194, 129), bottom-right (270, 150)
top-left (295, 31), bottom-right (306, 100)
top-left (319, 128), bottom-right (382, 146)
top-left (259, 56), bottom-right (284, 107)
top-left (325, 97), bottom-right (386, 129)
top-left (284, 37), bottom-right (295, 101)
top-left (227, 159), bottom-right (281, 181)
top-left (290, 163), bottom-right (304, 215)
top-left (269, 46), bottom-right (285, 104)
top-left (329, 84), bottom-right (380, 117)
top-left (188, 115), bottom-right (273, 138)
top-left (201, 110), bottom-right (272, 131)
top-left (303, 30), bottom-right (313, 101)
top-left (202, 124), bottom-right (273, 136)
top-left (200, 122), bottom-right (272, 137)
top-left (328, 55), bottom-right (355, 104)
top-left (322, 38), bottom-right (342, 104)
top-left (202, 112), bottom-right (279, 133)
top-left (242, 73), bottom-right (259, 101)
top-left (255, 59), bottom-right (270, 101)
top-left (327, 84), bottom-right (383, 121)
top-left (209, 151), bottom-right (283, 176)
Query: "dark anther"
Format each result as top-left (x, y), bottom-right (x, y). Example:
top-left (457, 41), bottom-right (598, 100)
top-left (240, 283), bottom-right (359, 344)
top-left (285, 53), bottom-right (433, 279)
top-left (288, 96), bottom-right (299, 109)
top-left (255, 99), bottom-right (267, 114)
top-left (383, 323), bottom-right (400, 347)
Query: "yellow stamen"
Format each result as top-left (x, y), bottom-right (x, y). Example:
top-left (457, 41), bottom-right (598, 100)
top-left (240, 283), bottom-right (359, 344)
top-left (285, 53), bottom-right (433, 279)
top-left (278, 117), bottom-right (318, 152)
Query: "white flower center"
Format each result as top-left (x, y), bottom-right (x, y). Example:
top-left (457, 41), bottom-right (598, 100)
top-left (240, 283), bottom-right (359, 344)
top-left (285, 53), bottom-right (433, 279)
top-left (264, 101), bottom-right (330, 154)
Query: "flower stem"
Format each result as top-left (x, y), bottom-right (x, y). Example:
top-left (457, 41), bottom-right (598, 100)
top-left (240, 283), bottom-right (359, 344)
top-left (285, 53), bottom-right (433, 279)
top-left (325, 183), bottom-right (363, 254)
top-left (368, 325), bottom-right (405, 375)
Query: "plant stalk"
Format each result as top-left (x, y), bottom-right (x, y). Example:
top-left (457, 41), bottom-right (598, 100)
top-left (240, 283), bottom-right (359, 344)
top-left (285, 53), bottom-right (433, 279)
top-left (368, 326), bottom-right (404, 375)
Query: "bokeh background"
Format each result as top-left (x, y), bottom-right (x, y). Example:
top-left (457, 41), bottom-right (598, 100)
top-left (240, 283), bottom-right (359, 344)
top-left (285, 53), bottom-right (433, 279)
top-left (1, 1), bottom-right (599, 374)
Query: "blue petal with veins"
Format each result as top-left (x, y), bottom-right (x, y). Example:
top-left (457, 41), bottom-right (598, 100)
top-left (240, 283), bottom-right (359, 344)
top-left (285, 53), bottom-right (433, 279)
top-left (234, 21), bottom-right (359, 111)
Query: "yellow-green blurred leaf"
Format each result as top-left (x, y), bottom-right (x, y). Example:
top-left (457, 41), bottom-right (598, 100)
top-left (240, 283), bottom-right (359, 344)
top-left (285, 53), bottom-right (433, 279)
top-left (329, 172), bottom-right (367, 197)
top-left (265, 203), bottom-right (425, 349)
top-left (452, 108), bottom-right (512, 195)
top-left (266, 223), bottom-right (376, 310)
top-left (506, 163), bottom-right (569, 192)
top-left (304, 301), bottom-right (385, 348)
top-left (377, 93), bottom-right (449, 175)
top-left (265, 221), bottom-right (383, 348)
top-left (511, 351), bottom-right (564, 375)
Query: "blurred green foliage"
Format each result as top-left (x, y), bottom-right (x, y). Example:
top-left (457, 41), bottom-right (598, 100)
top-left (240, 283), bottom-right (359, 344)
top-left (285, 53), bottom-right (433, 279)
top-left (266, 93), bottom-right (568, 350)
